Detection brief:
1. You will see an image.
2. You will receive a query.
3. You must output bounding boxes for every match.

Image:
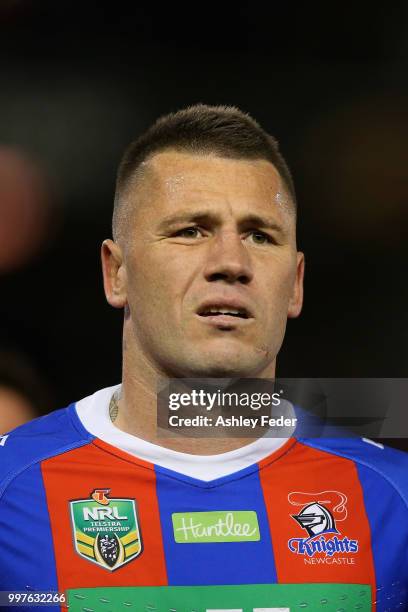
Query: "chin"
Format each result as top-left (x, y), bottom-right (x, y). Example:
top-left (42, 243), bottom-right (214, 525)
top-left (164, 338), bottom-right (271, 378)
top-left (182, 354), bottom-right (261, 379)
top-left (193, 366), bottom-right (245, 378)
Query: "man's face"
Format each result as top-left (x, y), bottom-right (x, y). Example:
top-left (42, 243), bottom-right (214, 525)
top-left (106, 151), bottom-right (304, 378)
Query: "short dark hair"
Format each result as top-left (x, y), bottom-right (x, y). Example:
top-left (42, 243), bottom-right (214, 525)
top-left (113, 104), bottom-right (296, 240)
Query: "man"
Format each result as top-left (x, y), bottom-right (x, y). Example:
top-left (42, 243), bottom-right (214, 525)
top-left (0, 105), bottom-right (407, 612)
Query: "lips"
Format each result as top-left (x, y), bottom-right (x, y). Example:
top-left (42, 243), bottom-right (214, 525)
top-left (198, 306), bottom-right (249, 319)
top-left (196, 300), bottom-right (253, 323)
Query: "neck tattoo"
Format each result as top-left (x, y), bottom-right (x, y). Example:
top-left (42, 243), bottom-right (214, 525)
top-left (109, 391), bottom-right (119, 423)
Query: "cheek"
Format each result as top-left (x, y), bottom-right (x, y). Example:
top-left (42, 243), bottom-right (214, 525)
top-left (259, 265), bottom-right (297, 325)
top-left (126, 252), bottom-right (194, 318)
top-left (263, 257), bottom-right (296, 296)
top-left (278, 266), bottom-right (297, 299)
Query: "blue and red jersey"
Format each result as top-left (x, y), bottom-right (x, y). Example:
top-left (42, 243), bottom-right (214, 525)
top-left (0, 395), bottom-right (407, 611)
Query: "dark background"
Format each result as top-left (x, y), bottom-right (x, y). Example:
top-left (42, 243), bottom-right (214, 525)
top-left (1, 2), bottom-right (407, 439)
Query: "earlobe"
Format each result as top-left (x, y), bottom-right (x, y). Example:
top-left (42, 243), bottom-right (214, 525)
top-left (101, 239), bottom-right (127, 309)
top-left (288, 252), bottom-right (305, 319)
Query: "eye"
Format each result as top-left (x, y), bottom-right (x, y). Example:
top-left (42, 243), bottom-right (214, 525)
top-left (175, 226), bottom-right (203, 239)
top-left (247, 230), bottom-right (272, 245)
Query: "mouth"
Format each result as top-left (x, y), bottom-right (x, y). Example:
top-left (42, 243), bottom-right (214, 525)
top-left (198, 306), bottom-right (249, 319)
top-left (196, 303), bottom-right (253, 328)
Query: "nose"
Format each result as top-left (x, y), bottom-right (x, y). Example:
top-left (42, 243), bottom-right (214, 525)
top-left (203, 230), bottom-right (253, 284)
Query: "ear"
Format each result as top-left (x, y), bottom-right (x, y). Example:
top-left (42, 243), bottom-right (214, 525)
top-left (101, 239), bottom-right (127, 309)
top-left (287, 251), bottom-right (305, 318)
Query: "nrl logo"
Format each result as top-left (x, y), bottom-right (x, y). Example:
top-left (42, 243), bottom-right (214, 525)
top-left (70, 489), bottom-right (142, 571)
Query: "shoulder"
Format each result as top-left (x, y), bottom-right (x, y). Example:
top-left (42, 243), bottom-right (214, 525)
top-left (300, 437), bottom-right (408, 508)
top-left (0, 400), bottom-right (94, 498)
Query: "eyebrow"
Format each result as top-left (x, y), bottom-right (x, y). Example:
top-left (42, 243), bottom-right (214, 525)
top-left (157, 210), bottom-right (286, 234)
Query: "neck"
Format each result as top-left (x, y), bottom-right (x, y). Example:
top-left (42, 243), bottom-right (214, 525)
top-left (113, 340), bottom-right (277, 455)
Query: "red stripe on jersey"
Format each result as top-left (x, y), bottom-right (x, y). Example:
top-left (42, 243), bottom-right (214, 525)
top-left (41, 440), bottom-right (167, 598)
top-left (258, 441), bottom-right (376, 609)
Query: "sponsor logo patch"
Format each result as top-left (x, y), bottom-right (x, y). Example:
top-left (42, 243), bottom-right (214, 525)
top-left (70, 488), bottom-right (142, 571)
top-left (287, 490), bottom-right (359, 559)
top-left (172, 511), bottom-right (260, 543)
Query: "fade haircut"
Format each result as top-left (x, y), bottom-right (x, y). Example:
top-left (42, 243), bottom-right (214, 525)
top-left (113, 104), bottom-right (296, 242)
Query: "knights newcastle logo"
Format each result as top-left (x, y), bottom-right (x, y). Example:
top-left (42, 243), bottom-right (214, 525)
top-left (287, 490), bottom-right (359, 559)
top-left (70, 489), bottom-right (142, 571)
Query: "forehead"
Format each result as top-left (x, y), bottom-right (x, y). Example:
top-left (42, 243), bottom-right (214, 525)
top-left (128, 150), bottom-right (294, 220)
